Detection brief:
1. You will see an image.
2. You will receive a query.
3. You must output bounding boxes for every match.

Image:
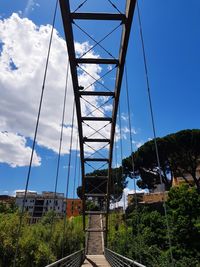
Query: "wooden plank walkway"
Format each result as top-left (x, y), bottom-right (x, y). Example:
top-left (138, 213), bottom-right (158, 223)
top-left (81, 255), bottom-right (111, 267)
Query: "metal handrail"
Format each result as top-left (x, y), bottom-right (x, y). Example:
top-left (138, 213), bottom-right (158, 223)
top-left (104, 248), bottom-right (146, 267)
top-left (45, 249), bottom-right (85, 267)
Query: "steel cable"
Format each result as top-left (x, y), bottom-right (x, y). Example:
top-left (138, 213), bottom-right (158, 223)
top-left (72, 133), bottom-right (79, 216)
top-left (136, 1), bottom-right (174, 265)
top-left (62, 102), bottom-right (76, 257)
top-left (124, 64), bottom-right (141, 263)
top-left (13, 1), bottom-right (59, 266)
top-left (47, 59), bottom-right (70, 266)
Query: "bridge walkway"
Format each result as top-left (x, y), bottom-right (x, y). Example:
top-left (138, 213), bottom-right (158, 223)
top-left (82, 255), bottom-right (111, 267)
top-left (81, 215), bottom-right (110, 266)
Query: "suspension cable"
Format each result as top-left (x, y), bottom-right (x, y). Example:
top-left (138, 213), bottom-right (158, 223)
top-left (118, 102), bottom-right (130, 255)
top-left (118, 104), bottom-right (125, 212)
top-left (108, 132), bottom-right (117, 234)
top-left (136, 1), bottom-right (174, 265)
top-left (72, 133), bottom-right (79, 216)
top-left (114, 125), bottom-right (119, 205)
top-left (46, 61), bottom-right (70, 265)
top-left (13, 1), bottom-right (59, 266)
top-left (113, 125), bottom-right (119, 229)
top-left (78, 158), bottom-right (81, 188)
top-left (53, 61), bottom-right (70, 211)
top-left (62, 102), bottom-right (76, 257)
top-left (77, 157), bottom-right (81, 229)
top-left (124, 64), bottom-right (141, 263)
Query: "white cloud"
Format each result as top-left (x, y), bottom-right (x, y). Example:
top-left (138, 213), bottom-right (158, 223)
top-left (121, 113), bottom-right (128, 121)
top-left (0, 13), bottom-right (112, 167)
top-left (119, 126), bottom-right (136, 140)
top-left (132, 140), bottom-right (144, 148)
top-left (23, 0), bottom-right (37, 17)
top-left (0, 132), bottom-right (41, 167)
top-left (111, 187), bottom-right (147, 210)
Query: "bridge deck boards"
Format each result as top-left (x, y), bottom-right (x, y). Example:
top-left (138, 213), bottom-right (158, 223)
top-left (82, 255), bottom-right (111, 267)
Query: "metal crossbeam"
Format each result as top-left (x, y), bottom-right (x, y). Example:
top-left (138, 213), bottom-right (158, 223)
top-left (76, 58), bottom-right (118, 65)
top-left (71, 12), bottom-right (126, 21)
top-left (81, 117), bottom-right (112, 122)
top-left (79, 91), bottom-right (115, 96)
top-left (59, 0), bottom-right (136, 247)
top-left (83, 138), bottom-right (110, 143)
top-left (84, 158), bottom-right (109, 162)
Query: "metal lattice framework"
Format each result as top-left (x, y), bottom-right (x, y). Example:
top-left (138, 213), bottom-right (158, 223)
top-left (59, 0), bottom-right (136, 244)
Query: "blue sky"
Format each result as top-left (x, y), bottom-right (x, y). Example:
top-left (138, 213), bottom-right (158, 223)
top-left (0, 0), bottom-right (200, 199)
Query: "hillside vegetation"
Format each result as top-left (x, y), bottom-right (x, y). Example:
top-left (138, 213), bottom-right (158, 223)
top-left (0, 211), bottom-right (84, 267)
top-left (108, 185), bottom-right (200, 267)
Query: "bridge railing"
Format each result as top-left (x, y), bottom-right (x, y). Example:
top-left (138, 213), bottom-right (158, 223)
top-left (105, 248), bottom-right (146, 267)
top-left (44, 249), bottom-right (85, 267)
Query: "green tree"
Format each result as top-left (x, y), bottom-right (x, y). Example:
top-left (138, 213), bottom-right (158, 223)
top-left (0, 212), bottom-right (19, 266)
top-left (0, 202), bottom-right (17, 213)
top-left (167, 185), bottom-right (200, 262)
top-left (123, 129), bottom-right (200, 192)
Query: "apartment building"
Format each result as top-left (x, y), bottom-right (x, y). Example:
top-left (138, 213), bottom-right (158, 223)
top-left (16, 191), bottom-right (66, 222)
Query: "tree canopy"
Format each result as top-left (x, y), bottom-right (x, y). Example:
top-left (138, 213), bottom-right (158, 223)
top-left (123, 129), bottom-right (200, 192)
